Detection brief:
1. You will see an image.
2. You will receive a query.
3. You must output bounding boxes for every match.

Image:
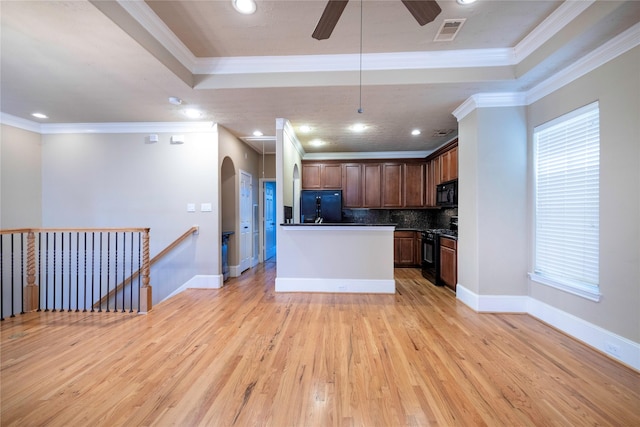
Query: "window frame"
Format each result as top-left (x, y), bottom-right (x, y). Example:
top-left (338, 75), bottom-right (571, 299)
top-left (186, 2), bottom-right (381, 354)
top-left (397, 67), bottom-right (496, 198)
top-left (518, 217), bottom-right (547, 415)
top-left (529, 101), bottom-right (601, 302)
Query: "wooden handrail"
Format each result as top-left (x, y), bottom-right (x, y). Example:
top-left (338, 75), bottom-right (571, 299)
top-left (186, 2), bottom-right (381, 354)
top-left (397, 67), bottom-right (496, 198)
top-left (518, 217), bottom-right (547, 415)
top-left (93, 226), bottom-right (199, 308)
top-left (1, 227), bottom-right (150, 234)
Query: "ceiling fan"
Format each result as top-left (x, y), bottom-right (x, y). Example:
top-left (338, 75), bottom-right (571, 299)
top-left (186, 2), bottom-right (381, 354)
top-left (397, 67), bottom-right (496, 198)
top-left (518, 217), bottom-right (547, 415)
top-left (312, 0), bottom-right (442, 40)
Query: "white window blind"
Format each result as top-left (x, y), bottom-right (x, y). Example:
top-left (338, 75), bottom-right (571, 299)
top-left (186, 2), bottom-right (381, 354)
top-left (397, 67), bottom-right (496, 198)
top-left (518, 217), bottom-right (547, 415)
top-left (532, 102), bottom-right (600, 301)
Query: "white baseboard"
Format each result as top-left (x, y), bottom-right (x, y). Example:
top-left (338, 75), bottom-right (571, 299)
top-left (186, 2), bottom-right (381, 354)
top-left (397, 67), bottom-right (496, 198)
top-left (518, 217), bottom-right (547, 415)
top-left (229, 264), bottom-right (241, 278)
top-left (527, 298), bottom-right (640, 371)
top-left (161, 274), bottom-right (223, 302)
top-left (456, 283), bottom-right (640, 371)
top-left (275, 277), bottom-right (395, 294)
top-left (455, 284), bottom-right (529, 313)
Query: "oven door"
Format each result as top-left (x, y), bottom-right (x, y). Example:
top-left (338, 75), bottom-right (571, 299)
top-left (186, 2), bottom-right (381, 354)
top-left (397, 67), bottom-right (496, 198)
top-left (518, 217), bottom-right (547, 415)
top-left (421, 233), bottom-right (437, 283)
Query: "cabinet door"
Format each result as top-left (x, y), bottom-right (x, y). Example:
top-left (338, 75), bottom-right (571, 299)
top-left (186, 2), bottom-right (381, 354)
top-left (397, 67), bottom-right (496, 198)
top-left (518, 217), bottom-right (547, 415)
top-left (382, 163), bottom-right (403, 207)
top-left (449, 146), bottom-right (458, 181)
top-left (394, 233), bottom-right (415, 266)
top-left (322, 164), bottom-right (343, 188)
top-left (363, 163), bottom-right (381, 208)
top-left (426, 159), bottom-right (440, 207)
top-left (404, 163), bottom-right (426, 207)
top-left (343, 163), bottom-right (362, 207)
top-left (302, 164), bottom-right (321, 189)
top-left (440, 146), bottom-right (458, 183)
top-left (439, 239), bottom-right (457, 290)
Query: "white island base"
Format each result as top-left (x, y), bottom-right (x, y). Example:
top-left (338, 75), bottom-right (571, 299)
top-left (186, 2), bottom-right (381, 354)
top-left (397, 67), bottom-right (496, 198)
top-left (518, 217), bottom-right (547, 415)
top-left (275, 224), bottom-right (395, 294)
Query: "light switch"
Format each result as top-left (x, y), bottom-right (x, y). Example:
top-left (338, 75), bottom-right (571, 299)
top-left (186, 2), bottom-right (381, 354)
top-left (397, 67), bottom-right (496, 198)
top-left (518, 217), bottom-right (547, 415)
top-left (187, 203), bottom-right (196, 212)
top-left (201, 203), bottom-right (212, 212)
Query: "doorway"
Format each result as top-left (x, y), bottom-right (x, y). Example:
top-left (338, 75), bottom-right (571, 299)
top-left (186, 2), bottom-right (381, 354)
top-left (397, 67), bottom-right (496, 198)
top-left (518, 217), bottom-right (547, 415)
top-left (263, 180), bottom-right (276, 261)
top-left (239, 169), bottom-right (253, 273)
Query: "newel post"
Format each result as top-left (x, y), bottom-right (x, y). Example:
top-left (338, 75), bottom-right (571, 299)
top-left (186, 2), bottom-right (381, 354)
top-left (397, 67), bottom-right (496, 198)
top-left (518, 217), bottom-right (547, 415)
top-left (24, 231), bottom-right (39, 312)
top-left (139, 228), bottom-right (152, 313)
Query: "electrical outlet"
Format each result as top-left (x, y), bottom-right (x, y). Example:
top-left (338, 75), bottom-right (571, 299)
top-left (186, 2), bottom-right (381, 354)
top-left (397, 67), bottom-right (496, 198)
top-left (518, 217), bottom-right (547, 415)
top-left (604, 341), bottom-right (620, 358)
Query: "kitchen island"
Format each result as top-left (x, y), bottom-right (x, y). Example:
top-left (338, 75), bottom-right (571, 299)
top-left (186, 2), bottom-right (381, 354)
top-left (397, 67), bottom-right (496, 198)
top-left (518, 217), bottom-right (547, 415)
top-left (275, 223), bottom-right (395, 293)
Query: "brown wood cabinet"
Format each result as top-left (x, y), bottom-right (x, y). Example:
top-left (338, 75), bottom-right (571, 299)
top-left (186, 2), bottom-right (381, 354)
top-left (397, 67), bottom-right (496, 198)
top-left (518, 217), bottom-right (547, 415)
top-left (425, 139), bottom-right (458, 206)
top-left (439, 236), bottom-right (457, 291)
top-left (394, 231), bottom-right (420, 267)
top-left (363, 163), bottom-right (382, 208)
top-left (343, 163), bottom-right (363, 207)
top-left (301, 151), bottom-right (454, 209)
top-left (302, 163), bottom-right (342, 189)
top-left (426, 158), bottom-right (441, 207)
top-left (382, 163), bottom-right (404, 208)
top-left (440, 146), bottom-right (458, 183)
top-left (404, 162), bottom-right (426, 207)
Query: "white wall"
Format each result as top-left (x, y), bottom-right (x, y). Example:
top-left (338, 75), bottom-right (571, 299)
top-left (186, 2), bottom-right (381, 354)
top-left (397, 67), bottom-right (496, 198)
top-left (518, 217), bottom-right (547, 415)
top-left (0, 124), bottom-right (42, 228)
top-left (40, 130), bottom-right (220, 303)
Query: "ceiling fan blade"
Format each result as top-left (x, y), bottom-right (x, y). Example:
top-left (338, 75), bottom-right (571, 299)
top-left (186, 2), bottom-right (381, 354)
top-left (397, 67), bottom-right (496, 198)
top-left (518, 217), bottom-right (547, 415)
top-left (401, 0), bottom-right (442, 26)
top-left (312, 0), bottom-right (349, 40)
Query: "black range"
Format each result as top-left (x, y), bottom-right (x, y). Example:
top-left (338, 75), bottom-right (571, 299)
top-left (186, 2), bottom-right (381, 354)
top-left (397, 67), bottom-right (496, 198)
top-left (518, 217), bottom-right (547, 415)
top-left (421, 228), bottom-right (457, 286)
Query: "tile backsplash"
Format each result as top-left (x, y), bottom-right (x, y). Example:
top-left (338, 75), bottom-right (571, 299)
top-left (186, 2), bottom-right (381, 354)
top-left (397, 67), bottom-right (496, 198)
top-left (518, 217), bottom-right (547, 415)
top-left (343, 208), bottom-right (458, 230)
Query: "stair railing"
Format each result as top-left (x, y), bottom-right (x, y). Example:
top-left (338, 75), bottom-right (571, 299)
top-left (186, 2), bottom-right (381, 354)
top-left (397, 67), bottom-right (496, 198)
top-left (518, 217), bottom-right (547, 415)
top-left (0, 228), bottom-right (151, 318)
top-left (93, 226), bottom-right (198, 309)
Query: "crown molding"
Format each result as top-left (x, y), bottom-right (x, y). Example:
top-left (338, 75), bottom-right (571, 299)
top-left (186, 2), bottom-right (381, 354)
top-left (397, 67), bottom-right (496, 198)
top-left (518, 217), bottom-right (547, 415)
top-left (0, 114), bottom-right (215, 134)
top-left (116, 0), bottom-right (198, 71)
top-left (452, 93), bottom-right (527, 121)
top-left (281, 120), bottom-right (306, 159)
top-left (453, 22), bottom-right (640, 121)
top-left (527, 21), bottom-right (640, 104)
top-left (303, 151), bottom-right (431, 161)
top-left (41, 121), bottom-right (215, 134)
top-left (0, 113), bottom-right (42, 133)
top-left (514, 0), bottom-right (595, 62)
top-left (193, 48), bottom-right (515, 75)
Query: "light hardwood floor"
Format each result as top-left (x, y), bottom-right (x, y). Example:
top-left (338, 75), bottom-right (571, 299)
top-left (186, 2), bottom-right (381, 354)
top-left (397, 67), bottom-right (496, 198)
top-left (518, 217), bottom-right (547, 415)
top-left (1, 262), bottom-right (639, 426)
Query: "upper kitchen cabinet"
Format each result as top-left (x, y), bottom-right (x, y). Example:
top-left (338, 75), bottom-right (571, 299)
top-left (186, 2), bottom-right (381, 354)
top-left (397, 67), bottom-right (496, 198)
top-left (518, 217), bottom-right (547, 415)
top-left (343, 163), bottom-right (363, 207)
top-left (302, 163), bottom-right (342, 189)
top-left (404, 162), bottom-right (426, 208)
top-left (363, 163), bottom-right (382, 208)
top-left (440, 146), bottom-right (458, 183)
top-left (382, 163), bottom-right (404, 208)
top-left (425, 139), bottom-right (458, 207)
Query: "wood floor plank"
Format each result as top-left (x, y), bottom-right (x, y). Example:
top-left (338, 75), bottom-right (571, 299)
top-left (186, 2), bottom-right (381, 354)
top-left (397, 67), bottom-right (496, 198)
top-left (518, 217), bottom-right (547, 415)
top-left (1, 262), bottom-right (639, 426)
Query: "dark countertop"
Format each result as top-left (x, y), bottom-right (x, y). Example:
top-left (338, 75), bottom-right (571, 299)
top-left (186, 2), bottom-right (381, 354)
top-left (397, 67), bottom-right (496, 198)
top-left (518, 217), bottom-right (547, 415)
top-left (280, 223), bottom-right (396, 227)
top-left (440, 233), bottom-right (458, 241)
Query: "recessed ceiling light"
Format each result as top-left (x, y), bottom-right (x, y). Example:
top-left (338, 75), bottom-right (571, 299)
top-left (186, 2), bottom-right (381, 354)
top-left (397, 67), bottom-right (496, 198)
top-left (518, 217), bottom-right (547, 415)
top-left (299, 125), bottom-right (312, 133)
top-left (253, 130), bottom-right (263, 137)
top-left (310, 139), bottom-right (326, 146)
top-left (232, 0), bottom-right (256, 14)
top-left (456, 0), bottom-right (476, 4)
top-left (184, 108), bottom-right (203, 119)
top-left (349, 123), bottom-right (367, 132)
top-left (168, 96), bottom-right (183, 105)
top-left (31, 112), bottom-right (48, 119)
top-left (411, 129), bottom-right (421, 136)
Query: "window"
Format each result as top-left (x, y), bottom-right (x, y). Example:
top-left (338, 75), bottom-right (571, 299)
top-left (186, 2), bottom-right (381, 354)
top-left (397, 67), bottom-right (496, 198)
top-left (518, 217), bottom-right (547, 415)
top-left (531, 102), bottom-right (600, 301)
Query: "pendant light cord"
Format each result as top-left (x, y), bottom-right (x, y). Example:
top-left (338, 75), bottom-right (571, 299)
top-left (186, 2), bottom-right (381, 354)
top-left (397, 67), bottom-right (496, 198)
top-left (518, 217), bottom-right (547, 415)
top-left (358, 0), bottom-right (363, 114)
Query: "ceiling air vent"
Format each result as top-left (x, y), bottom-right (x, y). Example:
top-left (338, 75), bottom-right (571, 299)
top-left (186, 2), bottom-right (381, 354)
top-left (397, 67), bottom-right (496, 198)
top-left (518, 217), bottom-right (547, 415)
top-left (432, 129), bottom-right (454, 137)
top-left (434, 19), bottom-right (466, 42)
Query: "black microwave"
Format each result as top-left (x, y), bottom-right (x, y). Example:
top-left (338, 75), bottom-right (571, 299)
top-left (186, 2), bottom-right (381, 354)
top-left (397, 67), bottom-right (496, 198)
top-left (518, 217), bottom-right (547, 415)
top-left (436, 180), bottom-right (457, 207)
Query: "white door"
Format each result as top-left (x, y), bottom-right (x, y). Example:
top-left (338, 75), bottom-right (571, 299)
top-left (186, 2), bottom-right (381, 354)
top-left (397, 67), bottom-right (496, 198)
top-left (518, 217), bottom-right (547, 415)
top-left (239, 170), bottom-right (252, 273)
top-left (264, 181), bottom-right (276, 261)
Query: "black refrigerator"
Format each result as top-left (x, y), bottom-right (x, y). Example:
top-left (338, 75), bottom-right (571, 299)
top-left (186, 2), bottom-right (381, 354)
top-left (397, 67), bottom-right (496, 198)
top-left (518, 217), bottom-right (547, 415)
top-left (300, 190), bottom-right (342, 223)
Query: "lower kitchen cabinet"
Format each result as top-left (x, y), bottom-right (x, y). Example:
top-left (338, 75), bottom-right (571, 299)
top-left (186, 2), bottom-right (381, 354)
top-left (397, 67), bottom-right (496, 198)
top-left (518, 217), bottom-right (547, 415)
top-left (394, 231), bottom-right (420, 267)
top-left (439, 236), bottom-right (457, 290)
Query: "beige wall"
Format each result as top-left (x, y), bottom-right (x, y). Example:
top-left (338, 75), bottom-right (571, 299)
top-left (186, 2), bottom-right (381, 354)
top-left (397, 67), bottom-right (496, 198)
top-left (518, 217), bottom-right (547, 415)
top-left (527, 47), bottom-right (640, 342)
top-left (40, 130), bottom-right (220, 302)
top-left (0, 124), bottom-right (42, 228)
top-left (217, 125), bottom-right (260, 269)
